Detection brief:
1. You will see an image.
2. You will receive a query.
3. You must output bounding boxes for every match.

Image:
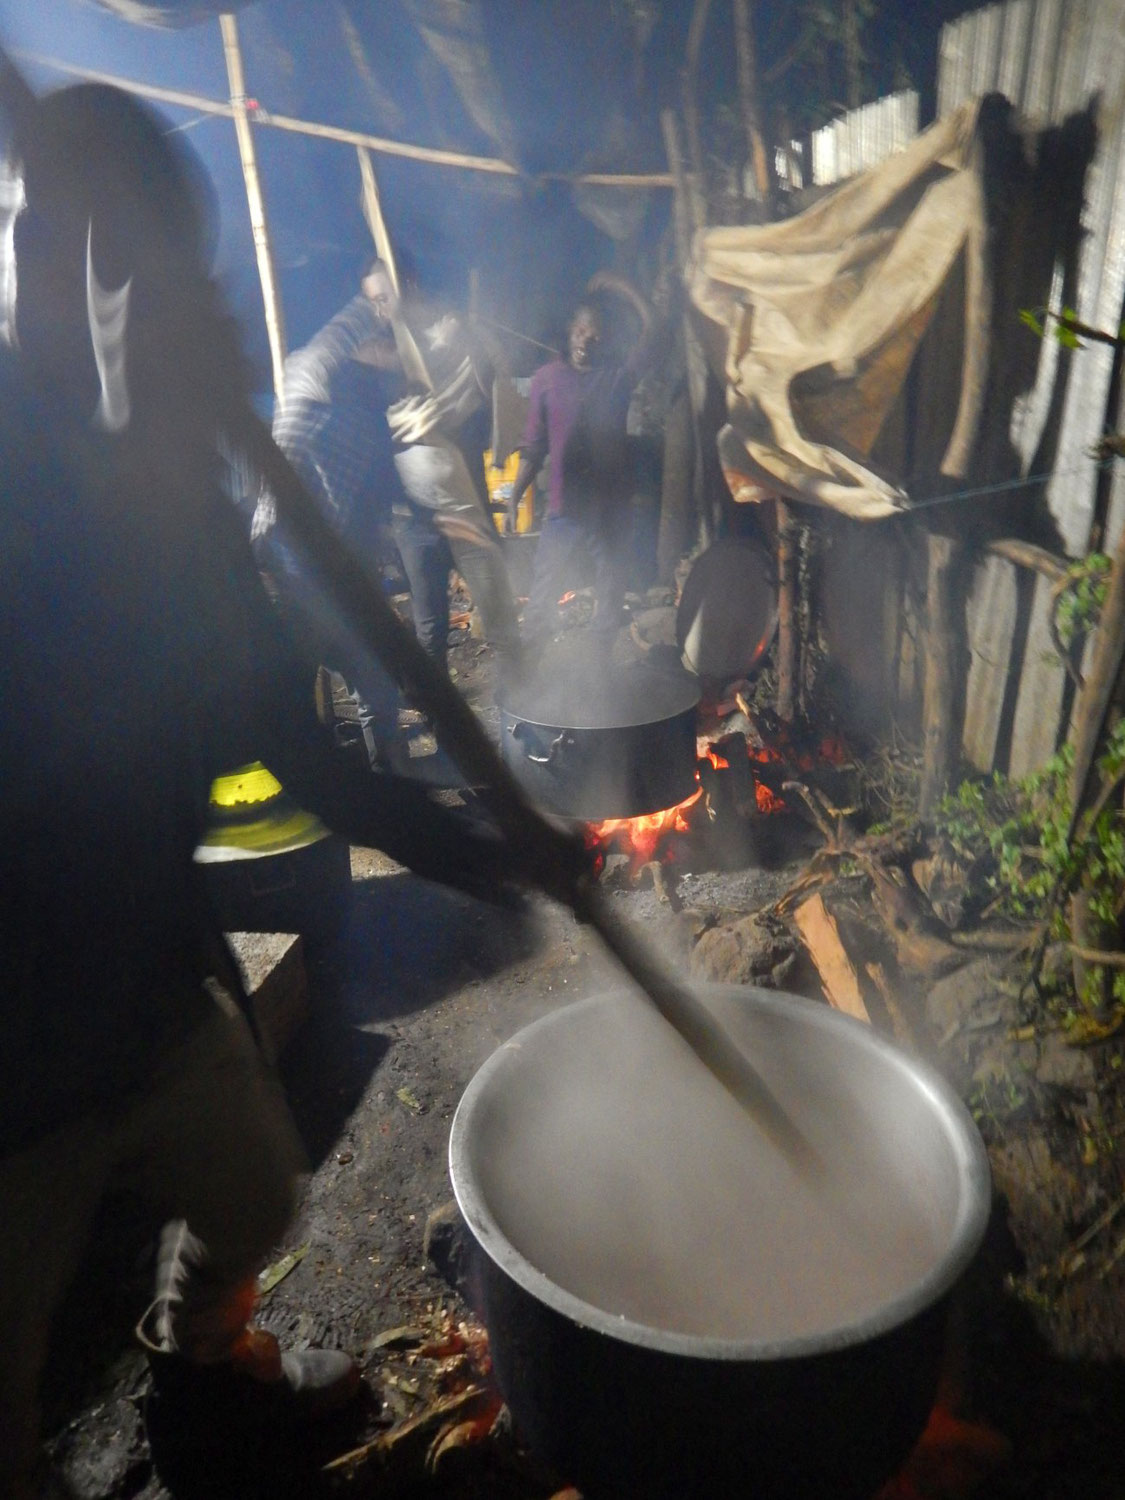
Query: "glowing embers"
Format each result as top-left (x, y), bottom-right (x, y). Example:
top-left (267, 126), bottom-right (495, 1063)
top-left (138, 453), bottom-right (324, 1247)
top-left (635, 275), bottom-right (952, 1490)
top-left (715, 741), bottom-right (789, 814)
top-left (874, 1394), bottom-right (1011, 1499)
top-left (586, 740), bottom-right (786, 877)
top-left (586, 785), bottom-right (703, 875)
top-left (585, 723), bottom-right (852, 883)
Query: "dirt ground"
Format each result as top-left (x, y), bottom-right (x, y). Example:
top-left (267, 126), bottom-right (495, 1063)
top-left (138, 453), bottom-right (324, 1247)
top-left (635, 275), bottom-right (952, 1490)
top-left (41, 625), bottom-right (1125, 1500)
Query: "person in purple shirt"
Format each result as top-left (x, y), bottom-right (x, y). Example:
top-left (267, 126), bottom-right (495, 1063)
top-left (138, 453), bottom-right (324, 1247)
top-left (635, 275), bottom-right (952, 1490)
top-left (507, 273), bottom-right (652, 655)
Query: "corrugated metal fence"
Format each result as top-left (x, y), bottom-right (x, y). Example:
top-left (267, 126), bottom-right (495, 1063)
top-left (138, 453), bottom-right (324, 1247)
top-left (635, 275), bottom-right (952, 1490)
top-left (940, 0), bottom-right (1125, 775)
top-left (810, 0), bottom-right (1125, 778)
top-left (810, 90), bottom-right (920, 188)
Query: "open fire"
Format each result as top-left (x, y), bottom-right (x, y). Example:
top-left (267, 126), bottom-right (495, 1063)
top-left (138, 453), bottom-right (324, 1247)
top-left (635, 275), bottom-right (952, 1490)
top-left (586, 722), bottom-right (846, 875)
top-left (585, 785), bottom-right (703, 873)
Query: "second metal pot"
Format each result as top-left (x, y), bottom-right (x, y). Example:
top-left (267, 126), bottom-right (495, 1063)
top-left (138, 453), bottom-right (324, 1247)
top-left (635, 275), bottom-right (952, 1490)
top-left (497, 660), bottom-right (701, 821)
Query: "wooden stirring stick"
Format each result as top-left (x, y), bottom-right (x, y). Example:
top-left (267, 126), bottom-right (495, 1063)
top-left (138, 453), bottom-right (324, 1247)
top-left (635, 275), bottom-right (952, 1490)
top-left (240, 409), bottom-right (814, 1164)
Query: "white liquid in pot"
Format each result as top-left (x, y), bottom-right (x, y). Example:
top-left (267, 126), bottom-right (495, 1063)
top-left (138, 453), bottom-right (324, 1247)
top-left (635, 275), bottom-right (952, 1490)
top-left (474, 993), bottom-right (962, 1343)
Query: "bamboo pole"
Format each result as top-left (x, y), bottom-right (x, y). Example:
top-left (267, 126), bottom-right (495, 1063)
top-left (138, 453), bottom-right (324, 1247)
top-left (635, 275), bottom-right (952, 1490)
top-left (355, 145), bottom-right (432, 390)
top-left (219, 14), bottom-right (286, 402)
top-left (14, 50), bottom-right (675, 188)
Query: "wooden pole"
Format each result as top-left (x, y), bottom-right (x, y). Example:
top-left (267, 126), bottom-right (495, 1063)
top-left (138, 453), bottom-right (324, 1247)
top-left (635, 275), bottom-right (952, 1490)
top-left (919, 533), bottom-right (960, 816)
top-left (985, 537), bottom-right (1069, 583)
top-left (356, 145), bottom-right (398, 287)
top-left (661, 108), bottom-right (711, 550)
top-left (730, 2), bottom-right (796, 720)
top-left (355, 146), bottom-right (432, 391)
top-left (233, 403), bottom-right (811, 1163)
top-left (731, 0), bottom-right (772, 203)
top-left (219, 13), bottom-right (286, 403)
top-left (776, 499), bottom-right (798, 721)
top-left (15, 50), bottom-right (675, 187)
top-left (1067, 517), bottom-right (1125, 836)
top-left (842, 0), bottom-right (863, 112)
top-left (660, 110), bottom-right (693, 269)
top-left (682, 0), bottom-right (712, 232)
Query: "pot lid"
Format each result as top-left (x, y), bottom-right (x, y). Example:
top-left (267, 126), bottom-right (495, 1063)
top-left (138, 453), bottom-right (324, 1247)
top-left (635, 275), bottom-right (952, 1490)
top-left (676, 538), bottom-right (777, 679)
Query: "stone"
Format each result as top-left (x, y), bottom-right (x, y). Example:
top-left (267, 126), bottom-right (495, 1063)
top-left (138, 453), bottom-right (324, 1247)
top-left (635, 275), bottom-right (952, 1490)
top-left (989, 1127), bottom-right (1093, 1267)
top-left (924, 956), bottom-right (1004, 1041)
top-left (689, 912), bottom-right (797, 988)
top-left (1034, 1032), bottom-right (1098, 1091)
top-left (50, 1396), bottom-right (148, 1499)
top-left (423, 1200), bottom-right (476, 1304)
top-left (226, 931), bottom-right (308, 1063)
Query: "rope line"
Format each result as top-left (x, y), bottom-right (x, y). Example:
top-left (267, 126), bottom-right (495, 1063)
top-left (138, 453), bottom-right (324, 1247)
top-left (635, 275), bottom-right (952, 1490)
top-left (898, 456), bottom-right (1118, 513)
top-left (476, 315), bottom-right (560, 357)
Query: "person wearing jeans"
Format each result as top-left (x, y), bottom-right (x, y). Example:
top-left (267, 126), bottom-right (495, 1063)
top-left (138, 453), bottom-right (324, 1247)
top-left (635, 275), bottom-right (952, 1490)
top-left (382, 272), bottom-right (522, 677)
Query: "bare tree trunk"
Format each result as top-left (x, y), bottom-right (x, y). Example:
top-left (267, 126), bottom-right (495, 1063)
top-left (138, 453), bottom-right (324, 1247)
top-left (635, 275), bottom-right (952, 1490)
top-left (842, 0), bottom-right (862, 112)
top-left (919, 534), bottom-right (960, 816)
top-left (776, 500), bottom-right (798, 721)
top-left (731, 0), bottom-right (772, 203)
top-left (1068, 522), bottom-right (1125, 837)
top-left (661, 108), bottom-right (711, 551)
top-left (682, 0), bottom-right (713, 231)
top-left (659, 390), bottom-right (695, 582)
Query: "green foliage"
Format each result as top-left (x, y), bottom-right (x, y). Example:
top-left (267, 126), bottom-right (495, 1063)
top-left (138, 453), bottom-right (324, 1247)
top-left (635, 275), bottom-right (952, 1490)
top-left (1019, 306), bottom-right (1125, 351)
top-left (935, 715), bottom-right (1125, 1015)
top-left (967, 1067), bottom-right (1029, 1129)
top-left (936, 757), bottom-right (1065, 921)
top-left (1020, 305), bottom-right (1086, 349)
top-left (1055, 553), bottom-right (1111, 650)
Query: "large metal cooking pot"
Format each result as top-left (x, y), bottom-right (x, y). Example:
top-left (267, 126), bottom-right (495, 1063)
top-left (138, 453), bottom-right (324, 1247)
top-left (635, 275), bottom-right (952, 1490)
top-left (497, 657), bottom-right (700, 821)
top-left (449, 986), bottom-right (991, 1500)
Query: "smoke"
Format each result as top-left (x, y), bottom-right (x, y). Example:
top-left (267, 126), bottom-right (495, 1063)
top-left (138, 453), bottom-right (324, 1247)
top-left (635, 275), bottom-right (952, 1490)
top-left (461, 987), bottom-right (962, 1344)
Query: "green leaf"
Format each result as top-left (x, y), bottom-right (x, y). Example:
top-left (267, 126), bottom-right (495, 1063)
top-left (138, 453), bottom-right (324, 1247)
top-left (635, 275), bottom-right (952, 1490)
top-left (1019, 308), bottom-right (1045, 338)
top-left (257, 1242), bottom-right (309, 1295)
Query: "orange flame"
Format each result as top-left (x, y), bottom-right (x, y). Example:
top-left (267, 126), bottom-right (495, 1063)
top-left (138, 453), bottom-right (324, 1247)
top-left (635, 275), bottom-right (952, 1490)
top-left (755, 781), bottom-right (786, 814)
top-left (586, 727), bottom-right (847, 873)
top-left (588, 786), bottom-right (703, 870)
top-left (874, 1402), bottom-right (1011, 1499)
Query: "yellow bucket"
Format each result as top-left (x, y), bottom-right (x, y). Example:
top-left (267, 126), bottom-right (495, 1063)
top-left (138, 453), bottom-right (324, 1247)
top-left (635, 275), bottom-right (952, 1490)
top-left (484, 448), bottom-right (534, 534)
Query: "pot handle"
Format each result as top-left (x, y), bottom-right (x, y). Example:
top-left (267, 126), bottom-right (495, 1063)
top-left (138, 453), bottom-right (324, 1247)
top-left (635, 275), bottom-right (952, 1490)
top-left (508, 721), bottom-right (572, 766)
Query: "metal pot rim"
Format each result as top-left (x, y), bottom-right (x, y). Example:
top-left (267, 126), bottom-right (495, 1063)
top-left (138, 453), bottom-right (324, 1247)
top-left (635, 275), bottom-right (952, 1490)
top-left (449, 986), bottom-right (992, 1364)
top-left (498, 701), bottom-right (698, 732)
top-left (496, 665), bottom-right (700, 731)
